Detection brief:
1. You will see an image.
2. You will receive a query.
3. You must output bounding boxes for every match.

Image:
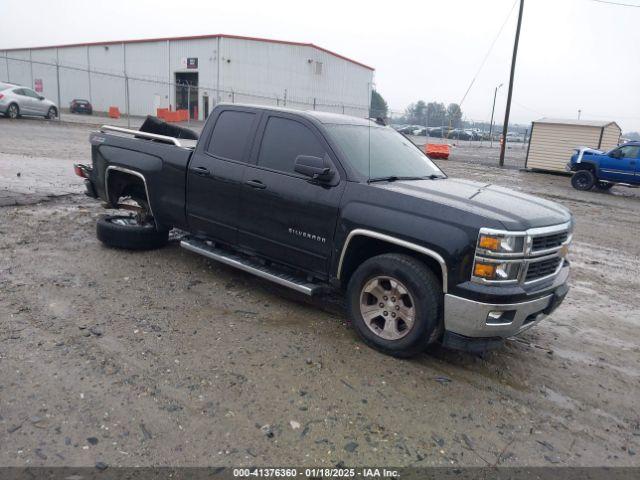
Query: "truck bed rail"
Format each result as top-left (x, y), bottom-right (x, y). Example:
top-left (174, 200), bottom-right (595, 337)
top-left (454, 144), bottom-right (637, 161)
top-left (99, 125), bottom-right (185, 147)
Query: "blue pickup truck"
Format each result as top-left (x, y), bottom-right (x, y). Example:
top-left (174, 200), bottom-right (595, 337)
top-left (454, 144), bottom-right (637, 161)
top-left (567, 141), bottom-right (640, 191)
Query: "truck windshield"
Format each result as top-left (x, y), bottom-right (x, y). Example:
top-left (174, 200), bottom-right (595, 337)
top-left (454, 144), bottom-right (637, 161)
top-left (325, 124), bottom-right (445, 182)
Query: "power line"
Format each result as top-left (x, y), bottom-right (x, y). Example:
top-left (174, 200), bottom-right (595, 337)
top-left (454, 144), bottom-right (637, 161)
top-left (590, 0), bottom-right (640, 7)
top-left (512, 99), bottom-right (545, 116)
top-left (459, 0), bottom-right (518, 107)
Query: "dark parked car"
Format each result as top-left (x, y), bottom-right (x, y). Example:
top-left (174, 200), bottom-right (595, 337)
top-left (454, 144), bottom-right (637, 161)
top-left (74, 104), bottom-right (573, 357)
top-left (70, 99), bottom-right (93, 114)
top-left (428, 126), bottom-right (452, 138)
top-left (397, 125), bottom-right (420, 135)
top-left (448, 129), bottom-right (476, 141)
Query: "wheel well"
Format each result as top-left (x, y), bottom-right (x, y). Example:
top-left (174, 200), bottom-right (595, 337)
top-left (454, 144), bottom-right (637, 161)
top-left (574, 162), bottom-right (595, 172)
top-left (106, 170), bottom-right (148, 209)
top-left (339, 236), bottom-right (444, 291)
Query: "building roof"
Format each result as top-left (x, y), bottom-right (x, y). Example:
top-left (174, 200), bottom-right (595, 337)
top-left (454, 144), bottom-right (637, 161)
top-left (1, 33), bottom-right (374, 71)
top-left (534, 117), bottom-right (620, 129)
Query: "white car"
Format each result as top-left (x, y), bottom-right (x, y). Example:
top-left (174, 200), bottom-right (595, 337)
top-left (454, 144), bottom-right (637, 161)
top-left (0, 82), bottom-right (58, 119)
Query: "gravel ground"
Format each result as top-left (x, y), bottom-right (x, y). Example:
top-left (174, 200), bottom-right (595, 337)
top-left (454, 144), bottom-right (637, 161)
top-left (0, 117), bottom-right (639, 468)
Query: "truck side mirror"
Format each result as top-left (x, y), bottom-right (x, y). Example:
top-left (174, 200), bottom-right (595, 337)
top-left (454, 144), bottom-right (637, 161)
top-left (609, 149), bottom-right (622, 158)
top-left (294, 154), bottom-right (334, 183)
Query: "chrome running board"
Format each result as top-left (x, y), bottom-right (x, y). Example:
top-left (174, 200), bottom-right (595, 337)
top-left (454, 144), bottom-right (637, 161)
top-left (180, 237), bottom-right (323, 296)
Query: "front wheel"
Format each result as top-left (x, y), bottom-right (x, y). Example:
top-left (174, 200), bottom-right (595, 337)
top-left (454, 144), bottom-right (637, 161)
top-left (96, 214), bottom-right (169, 250)
top-left (346, 253), bottom-right (443, 358)
top-left (571, 170), bottom-right (595, 191)
top-left (46, 107), bottom-right (57, 119)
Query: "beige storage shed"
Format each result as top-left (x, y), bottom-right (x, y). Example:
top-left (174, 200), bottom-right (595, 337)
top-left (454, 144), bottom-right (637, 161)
top-left (525, 118), bottom-right (621, 172)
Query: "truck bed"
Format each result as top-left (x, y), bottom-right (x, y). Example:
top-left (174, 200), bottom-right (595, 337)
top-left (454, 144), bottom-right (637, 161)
top-left (89, 125), bottom-right (195, 230)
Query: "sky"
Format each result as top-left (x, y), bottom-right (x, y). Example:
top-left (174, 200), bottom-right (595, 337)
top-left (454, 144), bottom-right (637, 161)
top-left (1, 0), bottom-right (639, 131)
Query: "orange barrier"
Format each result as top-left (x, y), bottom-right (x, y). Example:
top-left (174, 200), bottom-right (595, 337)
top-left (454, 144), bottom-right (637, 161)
top-left (156, 108), bottom-right (188, 122)
top-left (108, 106), bottom-right (120, 119)
top-left (425, 143), bottom-right (450, 159)
top-left (156, 108), bottom-right (170, 120)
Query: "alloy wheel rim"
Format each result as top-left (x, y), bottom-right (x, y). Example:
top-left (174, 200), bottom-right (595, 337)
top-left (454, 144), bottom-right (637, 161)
top-left (9, 105), bottom-right (17, 118)
top-left (110, 217), bottom-right (145, 227)
top-left (359, 275), bottom-right (416, 340)
top-left (577, 175), bottom-right (588, 188)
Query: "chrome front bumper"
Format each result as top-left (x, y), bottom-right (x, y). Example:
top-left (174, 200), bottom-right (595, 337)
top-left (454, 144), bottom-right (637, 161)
top-left (444, 293), bottom-right (556, 338)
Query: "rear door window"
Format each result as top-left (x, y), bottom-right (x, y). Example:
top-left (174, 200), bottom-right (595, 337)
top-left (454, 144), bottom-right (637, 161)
top-left (206, 110), bottom-right (256, 162)
top-left (257, 117), bottom-right (325, 174)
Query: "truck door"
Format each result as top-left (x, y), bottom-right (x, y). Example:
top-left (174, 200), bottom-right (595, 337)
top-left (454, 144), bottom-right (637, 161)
top-left (238, 114), bottom-right (345, 276)
top-left (599, 145), bottom-right (639, 183)
top-left (186, 108), bottom-right (260, 244)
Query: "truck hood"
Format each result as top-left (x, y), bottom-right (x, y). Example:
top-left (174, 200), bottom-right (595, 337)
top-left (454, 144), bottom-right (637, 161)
top-left (375, 178), bottom-right (572, 230)
top-left (573, 146), bottom-right (603, 162)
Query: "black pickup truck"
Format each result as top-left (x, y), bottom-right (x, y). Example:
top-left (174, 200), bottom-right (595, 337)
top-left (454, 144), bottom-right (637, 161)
top-left (75, 104), bottom-right (573, 357)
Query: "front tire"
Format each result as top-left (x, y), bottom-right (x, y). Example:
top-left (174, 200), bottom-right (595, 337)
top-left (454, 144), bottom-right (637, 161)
top-left (346, 253), bottom-right (443, 358)
top-left (96, 214), bottom-right (169, 250)
top-left (46, 107), bottom-right (57, 119)
top-left (571, 170), bottom-right (595, 191)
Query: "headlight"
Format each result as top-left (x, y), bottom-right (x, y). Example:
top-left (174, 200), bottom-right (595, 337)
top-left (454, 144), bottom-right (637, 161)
top-left (477, 234), bottom-right (525, 254)
top-left (473, 260), bottom-right (521, 281)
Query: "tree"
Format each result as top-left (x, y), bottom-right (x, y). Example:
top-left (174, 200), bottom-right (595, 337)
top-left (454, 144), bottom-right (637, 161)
top-left (624, 131), bottom-right (640, 141)
top-left (446, 103), bottom-right (463, 128)
top-left (405, 100), bottom-right (428, 125)
top-left (369, 90), bottom-right (388, 119)
top-left (402, 100), bottom-right (463, 127)
top-left (426, 102), bottom-right (446, 127)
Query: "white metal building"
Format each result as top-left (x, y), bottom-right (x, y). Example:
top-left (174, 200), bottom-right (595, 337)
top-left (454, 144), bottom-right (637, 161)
top-left (525, 118), bottom-right (621, 172)
top-left (0, 34), bottom-right (374, 121)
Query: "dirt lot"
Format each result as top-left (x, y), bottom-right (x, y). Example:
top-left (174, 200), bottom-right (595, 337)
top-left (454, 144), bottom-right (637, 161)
top-left (0, 118), bottom-right (639, 468)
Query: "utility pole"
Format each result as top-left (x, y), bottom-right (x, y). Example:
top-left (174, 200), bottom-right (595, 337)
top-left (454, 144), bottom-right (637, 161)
top-left (489, 83), bottom-right (503, 148)
top-left (499, 0), bottom-right (524, 167)
top-left (578, 109), bottom-right (582, 120)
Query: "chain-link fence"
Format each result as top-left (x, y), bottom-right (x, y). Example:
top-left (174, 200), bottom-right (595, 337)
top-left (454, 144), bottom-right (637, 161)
top-left (0, 54), bottom-right (370, 126)
top-left (1, 53), bottom-right (530, 168)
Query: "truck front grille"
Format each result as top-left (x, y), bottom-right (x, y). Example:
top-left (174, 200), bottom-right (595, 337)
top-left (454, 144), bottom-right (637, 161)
top-left (525, 257), bottom-right (562, 282)
top-left (531, 231), bottom-right (569, 252)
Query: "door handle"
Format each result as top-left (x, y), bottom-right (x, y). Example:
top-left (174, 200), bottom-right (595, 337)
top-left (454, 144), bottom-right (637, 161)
top-left (193, 166), bottom-right (210, 177)
top-left (245, 180), bottom-right (267, 189)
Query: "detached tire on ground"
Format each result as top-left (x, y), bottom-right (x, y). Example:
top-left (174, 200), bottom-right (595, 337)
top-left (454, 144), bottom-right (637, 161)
top-left (571, 170), bottom-right (595, 191)
top-left (96, 215), bottom-right (169, 250)
top-left (346, 253), bottom-right (443, 358)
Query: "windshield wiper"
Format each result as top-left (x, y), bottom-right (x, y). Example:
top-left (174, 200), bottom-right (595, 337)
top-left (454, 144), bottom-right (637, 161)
top-left (368, 174), bottom-right (445, 183)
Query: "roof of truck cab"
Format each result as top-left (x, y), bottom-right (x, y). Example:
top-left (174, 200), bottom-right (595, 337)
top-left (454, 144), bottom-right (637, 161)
top-left (216, 103), bottom-right (376, 126)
